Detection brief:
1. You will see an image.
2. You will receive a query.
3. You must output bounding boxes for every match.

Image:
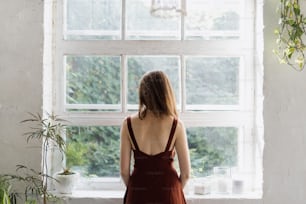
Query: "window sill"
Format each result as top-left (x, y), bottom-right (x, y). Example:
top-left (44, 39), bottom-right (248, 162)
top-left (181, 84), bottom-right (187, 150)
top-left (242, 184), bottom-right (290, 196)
top-left (54, 190), bottom-right (262, 204)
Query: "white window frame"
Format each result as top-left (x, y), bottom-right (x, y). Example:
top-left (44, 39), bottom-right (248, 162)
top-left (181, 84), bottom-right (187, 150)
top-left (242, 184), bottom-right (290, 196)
top-left (49, 0), bottom-right (261, 195)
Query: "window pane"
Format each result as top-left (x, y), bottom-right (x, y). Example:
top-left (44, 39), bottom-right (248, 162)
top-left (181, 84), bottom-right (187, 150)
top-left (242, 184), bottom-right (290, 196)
top-left (186, 57), bottom-right (239, 106)
top-left (126, 0), bottom-right (180, 40)
top-left (187, 127), bottom-right (238, 177)
top-left (127, 56), bottom-right (180, 107)
top-left (185, 0), bottom-right (241, 40)
top-left (66, 126), bottom-right (237, 179)
top-left (66, 126), bottom-right (120, 177)
top-left (65, 0), bottom-right (121, 40)
top-left (65, 56), bottom-right (121, 110)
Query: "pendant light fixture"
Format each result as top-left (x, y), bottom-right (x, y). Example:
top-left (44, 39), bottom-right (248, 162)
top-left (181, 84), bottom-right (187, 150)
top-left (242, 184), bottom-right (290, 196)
top-left (151, 0), bottom-right (186, 18)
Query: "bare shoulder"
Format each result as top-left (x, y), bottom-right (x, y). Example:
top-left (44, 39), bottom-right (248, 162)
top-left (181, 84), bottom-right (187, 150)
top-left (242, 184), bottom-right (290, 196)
top-left (129, 113), bottom-right (140, 122)
top-left (175, 118), bottom-right (186, 138)
top-left (176, 118), bottom-right (185, 131)
top-left (122, 113), bottom-right (137, 124)
top-left (121, 116), bottom-right (128, 127)
top-left (120, 115), bottom-right (133, 133)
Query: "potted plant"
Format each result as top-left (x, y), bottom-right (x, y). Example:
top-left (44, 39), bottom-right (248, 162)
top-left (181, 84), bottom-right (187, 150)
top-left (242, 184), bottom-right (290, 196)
top-left (20, 112), bottom-right (78, 196)
top-left (53, 168), bottom-right (79, 194)
top-left (1, 112), bottom-right (75, 204)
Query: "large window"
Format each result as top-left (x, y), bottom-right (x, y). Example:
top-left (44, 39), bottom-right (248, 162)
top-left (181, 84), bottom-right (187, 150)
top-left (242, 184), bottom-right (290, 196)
top-left (52, 0), bottom-right (261, 194)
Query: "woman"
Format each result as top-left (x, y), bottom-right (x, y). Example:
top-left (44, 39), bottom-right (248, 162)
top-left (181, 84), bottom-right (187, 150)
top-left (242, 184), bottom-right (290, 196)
top-left (120, 70), bottom-right (190, 204)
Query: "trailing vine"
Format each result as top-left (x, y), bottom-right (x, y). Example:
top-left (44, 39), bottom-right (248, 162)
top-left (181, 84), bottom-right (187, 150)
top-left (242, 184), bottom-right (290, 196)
top-left (273, 0), bottom-right (306, 71)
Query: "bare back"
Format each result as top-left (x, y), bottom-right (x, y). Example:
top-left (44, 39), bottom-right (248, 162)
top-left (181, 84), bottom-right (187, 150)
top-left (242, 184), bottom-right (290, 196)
top-left (128, 114), bottom-right (176, 155)
top-left (120, 112), bottom-right (190, 189)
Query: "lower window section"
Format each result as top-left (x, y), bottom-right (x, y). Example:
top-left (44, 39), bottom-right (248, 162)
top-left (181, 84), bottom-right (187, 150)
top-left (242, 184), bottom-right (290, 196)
top-left (65, 125), bottom-right (261, 194)
top-left (187, 127), bottom-right (238, 177)
top-left (66, 126), bottom-right (238, 179)
top-left (66, 126), bottom-right (120, 177)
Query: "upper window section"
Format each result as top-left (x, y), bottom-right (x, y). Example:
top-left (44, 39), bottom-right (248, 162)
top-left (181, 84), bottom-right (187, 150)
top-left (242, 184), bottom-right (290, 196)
top-left (126, 0), bottom-right (180, 40)
top-left (127, 56), bottom-right (180, 107)
top-left (64, 0), bottom-right (242, 40)
top-left (185, 0), bottom-right (241, 40)
top-left (185, 57), bottom-right (240, 107)
top-left (64, 55), bottom-right (241, 112)
top-left (65, 0), bottom-right (122, 40)
top-left (65, 55), bottom-right (121, 111)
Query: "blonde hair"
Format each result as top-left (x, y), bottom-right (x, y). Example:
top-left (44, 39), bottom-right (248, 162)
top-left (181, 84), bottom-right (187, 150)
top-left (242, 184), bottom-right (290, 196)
top-left (138, 70), bottom-right (177, 119)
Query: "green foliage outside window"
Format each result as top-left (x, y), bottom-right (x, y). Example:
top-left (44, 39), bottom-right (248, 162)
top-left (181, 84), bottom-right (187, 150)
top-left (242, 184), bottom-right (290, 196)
top-left (187, 127), bottom-right (237, 177)
top-left (65, 56), bottom-right (237, 177)
top-left (66, 126), bottom-right (120, 177)
top-left (66, 56), bottom-right (121, 105)
top-left (66, 126), bottom-right (237, 178)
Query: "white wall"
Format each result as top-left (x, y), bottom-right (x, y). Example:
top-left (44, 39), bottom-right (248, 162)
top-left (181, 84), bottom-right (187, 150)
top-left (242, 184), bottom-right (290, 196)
top-left (0, 0), bottom-right (43, 172)
top-left (263, 1), bottom-right (306, 203)
top-left (1, 0), bottom-right (306, 204)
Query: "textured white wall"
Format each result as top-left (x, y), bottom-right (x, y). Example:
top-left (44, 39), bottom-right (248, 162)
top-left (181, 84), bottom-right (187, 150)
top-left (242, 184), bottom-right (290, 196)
top-left (263, 0), bottom-right (306, 203)
top-left (1, 0), bottom-right (306, 203)
top-left (0, 0), bottom-right (43, 173)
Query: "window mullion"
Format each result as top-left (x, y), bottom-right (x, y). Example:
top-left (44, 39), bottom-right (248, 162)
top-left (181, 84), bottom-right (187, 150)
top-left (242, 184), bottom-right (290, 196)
top-left (181, 111), bottom-right (253, 127)
top-left (181, 55), bottom-right (186, 112)
top-left (58, 40), bottom-right (244, 55)
top-left (122, 0), bottom-right (126, 40)
top-left (181, 0), bottom-right (185, 40)
top-left (62, 0), bottom-right (67, 40)
top-left (122, 55), bottom-right (127, 113)
top-left (55, 0), bottom-right (65, 115)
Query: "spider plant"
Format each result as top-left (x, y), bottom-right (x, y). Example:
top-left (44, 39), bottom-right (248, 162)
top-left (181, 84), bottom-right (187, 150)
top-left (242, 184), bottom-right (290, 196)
top-left (273, 0), bottom-right (306, 71)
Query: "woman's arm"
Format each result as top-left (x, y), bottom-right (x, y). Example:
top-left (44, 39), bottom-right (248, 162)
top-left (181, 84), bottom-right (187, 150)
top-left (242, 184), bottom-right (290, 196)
top-left (120, 118), bottom-right (132, 186)
top-left (175, 120), bottom-right (191, 188)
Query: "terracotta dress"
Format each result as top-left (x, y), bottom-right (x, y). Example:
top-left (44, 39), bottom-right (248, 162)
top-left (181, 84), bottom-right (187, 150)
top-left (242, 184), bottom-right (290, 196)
top-left (124, 117), bottom-right (187, 204)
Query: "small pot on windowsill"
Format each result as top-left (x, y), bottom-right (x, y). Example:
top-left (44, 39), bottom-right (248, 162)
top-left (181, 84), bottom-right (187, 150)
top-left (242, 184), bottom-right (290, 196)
top-left (54, 169), bottom-right (79, 194)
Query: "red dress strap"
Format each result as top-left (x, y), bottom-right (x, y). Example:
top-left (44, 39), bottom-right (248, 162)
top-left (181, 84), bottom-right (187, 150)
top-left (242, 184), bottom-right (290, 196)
top-left (127, 117), bottom-right (140, 151)
top-left (165, 118), bottom-right (178, 152)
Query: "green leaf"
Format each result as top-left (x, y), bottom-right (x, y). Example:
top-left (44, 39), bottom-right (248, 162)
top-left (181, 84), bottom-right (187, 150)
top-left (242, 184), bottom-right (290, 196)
top-left (285, 47), bottom-right (295, 58)
top-left (288, 19), bottom-right (295, 26)
top-left (295, 56), bottom-right (304, 68)
top-left (279, 59), bottom-right (287, 64)
top-left (274, 29), bottom-right (280, 35)
top-left (285, 1), bottom-right (291, 7)
top-left (293, 3), bottom-right (300, 15)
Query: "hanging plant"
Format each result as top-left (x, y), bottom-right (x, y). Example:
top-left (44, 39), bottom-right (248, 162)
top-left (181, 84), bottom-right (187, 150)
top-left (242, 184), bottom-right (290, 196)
top-left (273, 0), bottom-right (306, 71)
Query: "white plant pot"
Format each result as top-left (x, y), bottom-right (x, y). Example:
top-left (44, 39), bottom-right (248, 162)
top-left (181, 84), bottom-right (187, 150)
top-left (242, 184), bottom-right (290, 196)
top-left (54, 172), bottom-right (79, 194)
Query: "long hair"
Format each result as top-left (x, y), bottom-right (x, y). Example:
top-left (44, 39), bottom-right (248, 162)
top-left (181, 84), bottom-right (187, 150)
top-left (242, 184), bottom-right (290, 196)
top-left (138, 70), bottom-right (177, 119)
